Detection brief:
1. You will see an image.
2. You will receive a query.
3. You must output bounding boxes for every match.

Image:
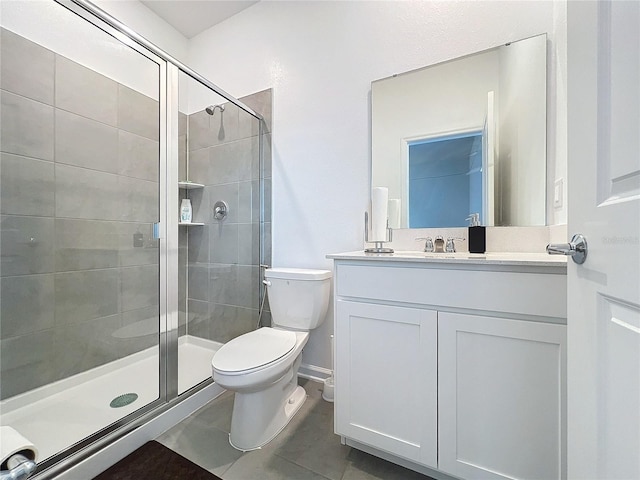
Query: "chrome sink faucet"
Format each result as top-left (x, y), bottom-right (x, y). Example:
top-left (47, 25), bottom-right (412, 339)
top-left (446, 237), bottom-right (465, 253)
top-left (416, 237), bottom-right (434, 252)
top-left (434, 236), bottom-right (445, 253)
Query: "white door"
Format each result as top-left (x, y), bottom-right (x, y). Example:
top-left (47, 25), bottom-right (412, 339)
top-left (567, 1), bottom-right (640, 478)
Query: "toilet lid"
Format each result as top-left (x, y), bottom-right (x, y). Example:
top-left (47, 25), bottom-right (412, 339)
top-left (212, 328), bottom-right (297, 374)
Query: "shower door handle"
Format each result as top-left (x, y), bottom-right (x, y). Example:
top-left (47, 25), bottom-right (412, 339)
top-left (153, 223), bottom-right (161, 240)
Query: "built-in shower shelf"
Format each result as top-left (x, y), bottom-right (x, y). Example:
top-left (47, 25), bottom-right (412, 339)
top-left (178, 181), bottom-right (204, 190)
top-left (178, 222), bottom-right (205, 226)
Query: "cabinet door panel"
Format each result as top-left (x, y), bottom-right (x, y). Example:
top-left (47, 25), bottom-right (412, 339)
top-left (438, 312), bottom-right (566, 480)
top-left (335, 300), bottom-right (437, 468)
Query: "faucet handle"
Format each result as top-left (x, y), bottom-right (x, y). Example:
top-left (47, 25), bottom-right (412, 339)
top-left (415, 237), bottom-right (434, 252)
top-left (445, 237), bottom-right (466, 253)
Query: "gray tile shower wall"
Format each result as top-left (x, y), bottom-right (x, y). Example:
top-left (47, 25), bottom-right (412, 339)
top-left (183, 89), bottom-right (272, 345)
top-left (0, 28), bottom-right (160, 399)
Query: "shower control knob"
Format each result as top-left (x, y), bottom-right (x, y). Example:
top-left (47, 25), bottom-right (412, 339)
top-left (213, 200), bottom-right (229, 221)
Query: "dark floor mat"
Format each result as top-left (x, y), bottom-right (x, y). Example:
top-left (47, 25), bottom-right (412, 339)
top-left (93, 441), bottom-right (222, 480)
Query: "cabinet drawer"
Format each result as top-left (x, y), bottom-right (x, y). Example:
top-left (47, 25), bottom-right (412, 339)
top-left (336, 263), bottom-right (566, 319)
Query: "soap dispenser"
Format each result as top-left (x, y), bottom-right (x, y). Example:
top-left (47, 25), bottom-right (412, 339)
top-left (467, 213), bottom-right (486, 254)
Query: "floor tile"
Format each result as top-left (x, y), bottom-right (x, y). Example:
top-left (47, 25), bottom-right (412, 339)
top-left (191, 390), bottom-right (235, 433)
top-left (156, 416), bottom-right (242, 477)
top-left (155, 378), bottom-right (436, 480)
top-left (341, 449), bottom-right (434, 480)
top-left (270, 383), bottom-right (350, 480)
top-left (222, 447), bottom-right (328, 480)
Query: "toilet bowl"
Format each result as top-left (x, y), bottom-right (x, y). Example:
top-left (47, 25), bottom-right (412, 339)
top-left (211, 267), bottom-right (332, 451)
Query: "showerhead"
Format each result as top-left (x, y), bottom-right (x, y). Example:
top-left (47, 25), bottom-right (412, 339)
top-left (205, 104), bottom-right (225, 115)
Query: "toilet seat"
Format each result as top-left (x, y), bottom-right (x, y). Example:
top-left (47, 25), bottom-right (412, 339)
top-left (212, 328), bottom-right (297, 375)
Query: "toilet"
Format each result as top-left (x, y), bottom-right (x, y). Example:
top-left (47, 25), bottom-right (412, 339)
top-left (211, 267), bottom-right (332, 451)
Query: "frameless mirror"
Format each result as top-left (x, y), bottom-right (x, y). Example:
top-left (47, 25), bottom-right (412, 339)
top-left (372, 34), bottom-right (547, 228)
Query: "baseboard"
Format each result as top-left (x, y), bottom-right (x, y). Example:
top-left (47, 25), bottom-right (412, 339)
top-left (298, 363), bottom-right (332, 383)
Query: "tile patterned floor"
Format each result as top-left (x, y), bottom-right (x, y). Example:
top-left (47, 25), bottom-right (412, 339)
top-left (156, 379), bottom-right (435, 480)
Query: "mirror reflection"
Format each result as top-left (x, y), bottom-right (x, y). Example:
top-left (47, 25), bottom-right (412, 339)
top-left (372, 34), bottom-right (547, 228)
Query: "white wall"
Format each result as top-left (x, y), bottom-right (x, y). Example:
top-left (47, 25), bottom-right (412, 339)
top-left (187, 0), bottom-right (567, 371)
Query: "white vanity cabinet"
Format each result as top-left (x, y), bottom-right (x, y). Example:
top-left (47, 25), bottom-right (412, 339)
top-left (330, 254), bottom-right (567, 480)
top-left (335, 300), bottom-right (438, 468)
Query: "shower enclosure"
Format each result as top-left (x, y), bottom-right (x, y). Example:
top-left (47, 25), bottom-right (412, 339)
top-left (0, 0), bottom-right (270, 476)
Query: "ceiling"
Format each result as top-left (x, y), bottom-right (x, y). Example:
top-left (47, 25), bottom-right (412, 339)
top-left (141, 0), bottom-right (259, 39)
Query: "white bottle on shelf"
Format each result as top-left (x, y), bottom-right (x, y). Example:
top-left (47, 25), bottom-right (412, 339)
top-left (180, 199), bottom-right (192, 223)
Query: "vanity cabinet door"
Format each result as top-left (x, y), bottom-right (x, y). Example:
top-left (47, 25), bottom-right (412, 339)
top-left (335, 300), bottom-right (437, 468)
top-left (438, 312), bottom-right (566, 480)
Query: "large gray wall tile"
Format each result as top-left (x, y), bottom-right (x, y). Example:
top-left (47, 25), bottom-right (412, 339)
top-left (207, 183), bottom-right (238, 223)
top-left (55, 219), bottom-right (118, 271)
top-left (0, 274), bottom-right (54, 337)
top-left (55, 164), bottom-right (119, 220)
top-left (237, 181), bottom-right (253, 224)
top-left (178, 134), bottom-right (187, 181)
top-left (1, 91), bottom-right (54, 160)
top-left (186, 299), bottom-right (210, 338)
top-left (236, 265), bottom-right (259, 309)
top-left (118, 85), bottom-right (159, 141)
top-left (263, 178), bottom-right (272, 224)
top-left (188, 106), bottom-right (239, 151)
top-left (118, 222), bottom-right (159, 267)
top-left (188, 264), bottom-right (210, 302)
top-left (55, 56), bottom-right (117, 126)
top-left (178, 112), bottom-right (187, 136)
top-left (1, 216), bottom-right (55, 276)
top-left (120, 264), bottom-right (159, 312)
top-left (0, 329), bottom-right (56, 399)
top-left (238, 223), bottom-right (259, 266)
top-left (55, 269), bottom-right (119, 324)
top-left (0, 154), bottom-right (55, 216)
top-left (209, 264), bottom-right (237, 306)
top-left (239, 88), bottom-right (272, 134)
top-left (185, 148), bottom-right (211, 184)
top-left (1, 29), bottom-right (54, 105)
top-left (262, 133), bottom-right (272, 179)
top-left (210, 223), bottom-right (238, 264)
top-left (237, 107), bottom-right (260, 139)
top-left (55, 109), bottom-right (119, 173)
top-left (118, 176), bottom-right (159, 222)
top-left (208, 137), bottom-right (255, 185)
top-left (208, 304), bottom-right (256, 345)
top-left (262, 222), bottom-right (272, 266)
top-left (118, 305), bottom-right (160, 355)
top-left (118, 130), bottom-right (158, 181)
top-left (187, 225), bottom-right (209, 265)
top-left (53, 314), bottom-right (122, 380)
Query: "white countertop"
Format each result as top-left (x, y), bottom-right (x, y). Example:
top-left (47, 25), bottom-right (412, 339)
top-left (326, 250), bottom-right (567, 268)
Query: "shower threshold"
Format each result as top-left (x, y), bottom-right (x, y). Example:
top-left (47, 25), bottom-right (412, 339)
top-left (0, 335), bottom-right (221, 462)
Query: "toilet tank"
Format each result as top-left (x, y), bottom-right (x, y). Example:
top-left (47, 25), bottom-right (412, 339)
top-left (264, 268), bottom-right (332, 331)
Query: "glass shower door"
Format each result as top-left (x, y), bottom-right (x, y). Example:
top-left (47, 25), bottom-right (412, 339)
top-left (176, 70), bottom-right (262, 394)
top-left (0, 0), bottom-right (164, 466)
